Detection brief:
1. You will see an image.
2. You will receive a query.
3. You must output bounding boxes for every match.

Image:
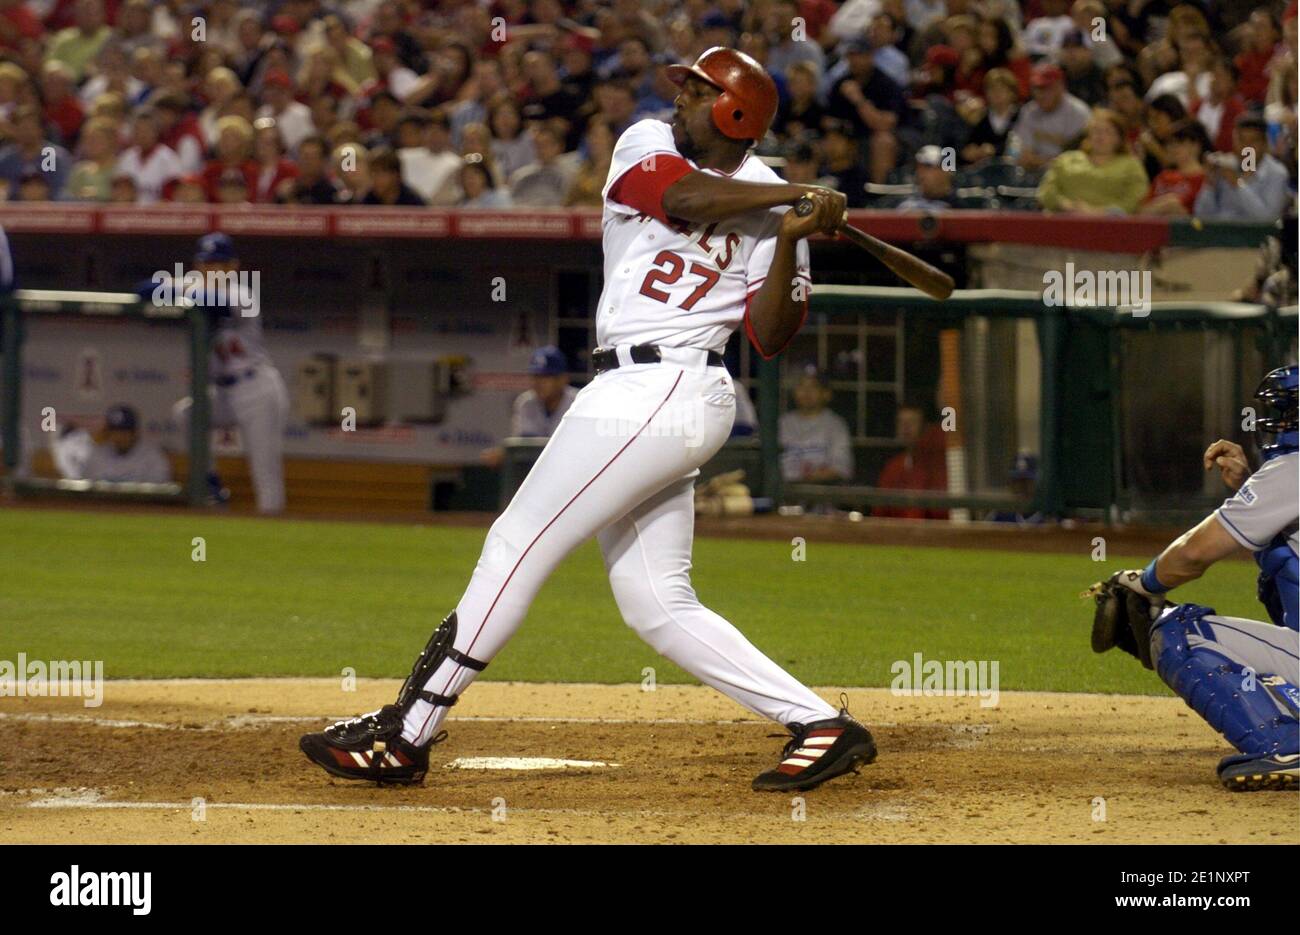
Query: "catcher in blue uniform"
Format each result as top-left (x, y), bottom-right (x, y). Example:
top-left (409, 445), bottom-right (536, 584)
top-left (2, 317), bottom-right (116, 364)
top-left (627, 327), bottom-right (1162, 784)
top-left (1087, 365), bottom-right (1299, 791)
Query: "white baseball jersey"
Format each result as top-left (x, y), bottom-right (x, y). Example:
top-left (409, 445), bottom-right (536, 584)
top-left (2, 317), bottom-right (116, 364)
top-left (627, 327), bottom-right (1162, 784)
top-left (83, 439), bottom-right (172, 484)
top-left (209, 280), bottom-right (273, 380)
top-left (357, 126), bottom-right (843, 759)
top-left (779, 408), bottom-right (854, 481)
top-left (597, 118), bottom-right (811, 353)
top-left (512, 385), bottom-right (578, 437)
top-left (173, 276), bottom-right (288, 513)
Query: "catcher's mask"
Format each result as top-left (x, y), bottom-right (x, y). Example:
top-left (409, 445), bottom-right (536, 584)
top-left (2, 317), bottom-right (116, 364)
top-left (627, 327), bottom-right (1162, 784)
top-left (1255, 365), bottom-right (1298, 461)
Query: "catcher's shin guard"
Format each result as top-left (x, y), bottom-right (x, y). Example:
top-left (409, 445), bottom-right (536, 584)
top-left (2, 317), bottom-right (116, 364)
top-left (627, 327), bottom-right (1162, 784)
top-left (1152, 603), bottom-right (1300, 759)
top-left (299, 612), bottom-right (488, 785)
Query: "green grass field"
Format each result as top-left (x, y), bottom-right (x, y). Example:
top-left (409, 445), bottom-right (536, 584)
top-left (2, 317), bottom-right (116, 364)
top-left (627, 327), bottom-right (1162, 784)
top-left (0, 508), bottom-right (1261, 694)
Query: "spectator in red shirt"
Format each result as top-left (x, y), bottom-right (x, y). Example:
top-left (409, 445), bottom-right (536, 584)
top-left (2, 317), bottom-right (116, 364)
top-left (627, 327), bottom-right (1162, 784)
top-left (1106, 78), bottom-right (1145, 150)
top-left (154, 92), bottom-right (205, 174)
top-left (1191, 59), bottom-right (1247, 153)
top-left (1235, 9), bottom-right (1282, 104)
top-left (201, 114), bottom-right (258, 201)
top-left (874, 400), bottom-right (948, 520)
top-left (40, 60), bottom-right (83, 145)
top-left (213, 165), bottom-right (251, 204)
top-left (799, 0), bottom-right (837, 43)
top-left (0, 0), bottom-right (45, 52)
top-left (252, 116), bottom-right (298, 203)
top-left (1140, 118), bottom-right (1210, 215)
top-left (972, 16), bottom-right (1032, 100)
top-left (914, 43), bottom-right (960, 104)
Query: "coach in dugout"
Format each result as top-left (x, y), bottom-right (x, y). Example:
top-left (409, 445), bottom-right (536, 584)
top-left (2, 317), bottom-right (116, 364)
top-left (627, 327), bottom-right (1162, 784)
top-left (481, 345), bottom-right (578, 469)
top-left (72, 404), bottom-right (172, 484)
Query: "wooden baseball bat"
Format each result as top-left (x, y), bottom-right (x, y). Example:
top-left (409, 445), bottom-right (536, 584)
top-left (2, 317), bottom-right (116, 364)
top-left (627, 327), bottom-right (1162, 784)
top-left (795, 198), bottom-right (955, 301)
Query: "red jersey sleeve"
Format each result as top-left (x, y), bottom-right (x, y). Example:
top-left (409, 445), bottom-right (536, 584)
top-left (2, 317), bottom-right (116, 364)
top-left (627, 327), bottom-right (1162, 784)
top-left (606, 154), bottom-right (694, 225)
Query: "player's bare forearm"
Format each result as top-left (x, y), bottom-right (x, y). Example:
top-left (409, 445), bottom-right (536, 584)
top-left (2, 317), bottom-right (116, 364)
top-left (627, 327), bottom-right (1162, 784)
top-left (662, 171), bottom-right (808, 224)
top-left (744, 188), bottom-right (844, 358)
top-left (746, 232), bottom-right (805, 358)
top-left (1153, 514), bottom-right (1248, 588)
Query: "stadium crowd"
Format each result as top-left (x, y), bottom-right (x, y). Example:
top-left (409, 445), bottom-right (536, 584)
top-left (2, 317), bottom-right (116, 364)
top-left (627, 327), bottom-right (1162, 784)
top-left (0, 0), bottom-right (1294, 219)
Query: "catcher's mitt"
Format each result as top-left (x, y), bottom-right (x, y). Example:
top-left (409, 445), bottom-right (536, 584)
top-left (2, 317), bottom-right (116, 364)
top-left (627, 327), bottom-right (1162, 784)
top-left (1082, 570), bottom-right (1162, 670)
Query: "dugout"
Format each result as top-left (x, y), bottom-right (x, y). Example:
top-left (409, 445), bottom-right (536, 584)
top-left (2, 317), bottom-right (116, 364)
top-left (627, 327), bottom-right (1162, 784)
top-left (783, 288), bottom-right (1296, 525)
top-left (0, 205), bottom-right (1286, 523)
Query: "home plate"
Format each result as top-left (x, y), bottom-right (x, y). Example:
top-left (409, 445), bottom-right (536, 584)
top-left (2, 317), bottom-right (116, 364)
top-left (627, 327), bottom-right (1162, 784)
top-left (445, 757), bottom-right (619, 771)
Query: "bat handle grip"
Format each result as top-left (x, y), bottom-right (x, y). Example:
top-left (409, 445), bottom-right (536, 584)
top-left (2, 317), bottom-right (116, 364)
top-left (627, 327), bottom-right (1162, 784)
top-left (794, 195), bottom-right (848, 234)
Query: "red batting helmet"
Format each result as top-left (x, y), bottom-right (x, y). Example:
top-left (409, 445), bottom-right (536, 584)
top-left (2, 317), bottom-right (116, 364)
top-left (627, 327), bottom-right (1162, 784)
top-left (666, 47), bottom-right (778, 141)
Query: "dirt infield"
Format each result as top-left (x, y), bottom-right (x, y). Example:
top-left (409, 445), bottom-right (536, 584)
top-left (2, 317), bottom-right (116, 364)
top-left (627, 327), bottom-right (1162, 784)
top-left (1, 680), bottom-right (1294, 844)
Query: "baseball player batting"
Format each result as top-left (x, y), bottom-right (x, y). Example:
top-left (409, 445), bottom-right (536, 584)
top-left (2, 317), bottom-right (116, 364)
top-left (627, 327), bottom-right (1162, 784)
top-left (1087, 365), bottom-right (1299, 790)
top-left (301, 47), bottom-right (877, 792)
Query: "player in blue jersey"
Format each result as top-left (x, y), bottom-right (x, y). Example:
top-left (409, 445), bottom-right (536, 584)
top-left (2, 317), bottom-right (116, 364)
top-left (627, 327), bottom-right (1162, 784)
top-left (1087, 366), bottom-right (1298, 791)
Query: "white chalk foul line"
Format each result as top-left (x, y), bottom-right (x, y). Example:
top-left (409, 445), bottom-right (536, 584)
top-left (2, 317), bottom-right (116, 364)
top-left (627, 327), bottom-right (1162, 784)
top-left (0, 711), bottom-right (787, 730)
top-left (19, 790), bottom-right (896, 822)
top-left (27, 793), bottom-right (469, 814)
top-left (445, 757), bottom-right (618, 770)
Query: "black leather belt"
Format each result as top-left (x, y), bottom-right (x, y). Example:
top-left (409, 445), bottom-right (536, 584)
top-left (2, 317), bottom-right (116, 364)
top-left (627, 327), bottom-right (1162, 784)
top-left (592, 345), bottom-right (724, 375)
top-left (214, 368), bottom-right (256, 387)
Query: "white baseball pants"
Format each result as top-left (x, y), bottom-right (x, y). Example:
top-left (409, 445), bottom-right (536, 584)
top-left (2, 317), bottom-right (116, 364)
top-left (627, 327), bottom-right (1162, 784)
top-left (175, 364), bottom-right (289, 513)
top-left (403, 349), bottom-right (838, 745)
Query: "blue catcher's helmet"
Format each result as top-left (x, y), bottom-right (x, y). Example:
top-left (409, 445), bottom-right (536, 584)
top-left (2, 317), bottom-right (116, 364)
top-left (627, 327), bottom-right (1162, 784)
top-left (1255, 365), bottom-right (1298, 461)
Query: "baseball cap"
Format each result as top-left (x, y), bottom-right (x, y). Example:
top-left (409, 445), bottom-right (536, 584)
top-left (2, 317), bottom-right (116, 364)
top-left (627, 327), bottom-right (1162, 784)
top-left (104, 404), bottom-right (138, 432)
top-left (915, 144), bottom-right (944, 166)
top-left (528, 345), bottom-right (568, 376)
top-left (270, 13), bottom-right (301, 36)
top-left (1009, 452), bottom-right (1038, 481)
top-left (798, 363), bottom-right (830, 387)
top-left (195, 231), bottom-right (237, 263)
top-left (263, 69), bottom-right (293, 90)
top-left (1030, 63), bottom-right (1065, 87)
top-left (562, 32), bottom-right (595, 55)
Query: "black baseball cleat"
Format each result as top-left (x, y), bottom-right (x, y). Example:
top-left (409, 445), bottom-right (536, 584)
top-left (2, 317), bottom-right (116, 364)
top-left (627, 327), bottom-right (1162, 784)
top-left (299, 704), bottom-right (443, 785)
top-left (752, 701), bottom-right (877, 792)
top-left (1216, 752), bottom-right (1299, 791)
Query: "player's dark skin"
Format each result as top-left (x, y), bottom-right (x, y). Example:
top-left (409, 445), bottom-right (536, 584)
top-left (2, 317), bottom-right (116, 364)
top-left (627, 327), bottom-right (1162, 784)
top-left (662, 75), bottom-right (846, 357)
